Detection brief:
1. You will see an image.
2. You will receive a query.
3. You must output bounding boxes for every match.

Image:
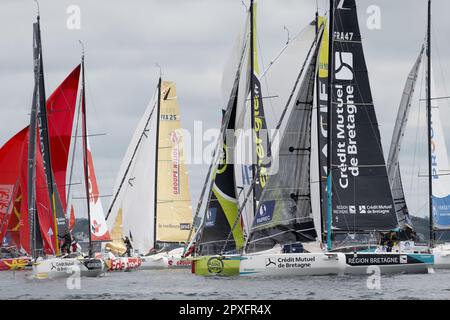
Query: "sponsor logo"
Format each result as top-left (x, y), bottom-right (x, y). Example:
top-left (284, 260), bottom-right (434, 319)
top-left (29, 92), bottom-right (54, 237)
top-left (265, 258), bottom-right (277, 268)
top-left (337, 0), bottom-right (351, 10)
top-left (180, 223), bottom-right (191, 230)
top-left (91, 219), bottom-right (101, 234)
top-left (207, 257), bottom-right (224, 274)
top-left (252, 77), bottom-right (270, 193)
top-left (335, 52), bottom-right (354, 80)
top-left (0, 185), bottom-right (13, 214)
top-left (85, 261), bottom-right (103, 269)
top-left (400, 255), bottom-right (407, 264)
top-left (346, 254), bottom-right (401, 266)
top-left (268, 256), bottom-right (315, 269)
top-left (170, 131), bottom-right (180, 195)
top-left (255, 201), bottom-right (275, 225)
top-left (205, 208), bottom-right (217, 228)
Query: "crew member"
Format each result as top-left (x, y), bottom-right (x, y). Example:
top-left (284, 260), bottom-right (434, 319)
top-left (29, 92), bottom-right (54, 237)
top-left (59, 232), bottom-right (72, 255)
top-left (123, 236), bottom-right (133, 257)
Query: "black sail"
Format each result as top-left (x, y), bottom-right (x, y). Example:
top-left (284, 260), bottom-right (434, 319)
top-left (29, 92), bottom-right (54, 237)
top-left (197, 84), bottom-right (243, 255)
top-left (29, 22), bottom-right (44, 257)
top-left (329, 0), bottom-right (397, 231)
top-left (34, 18), bottom-right (69, 245)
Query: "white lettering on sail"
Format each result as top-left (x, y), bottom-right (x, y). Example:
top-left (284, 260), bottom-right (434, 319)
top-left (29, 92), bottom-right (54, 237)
top-left (334, 52), bottom-right (359, 189)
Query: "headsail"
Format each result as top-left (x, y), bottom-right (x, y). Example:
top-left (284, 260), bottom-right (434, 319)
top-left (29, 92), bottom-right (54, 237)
top-left (328, 0), bottom-right (397, 232)
top-left (387, 46), bottom-right (424, 228)
top-left (107, 88), bottom-right (158, 254)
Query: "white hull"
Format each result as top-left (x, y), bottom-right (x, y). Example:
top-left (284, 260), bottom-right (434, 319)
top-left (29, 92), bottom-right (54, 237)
top-left (239, 251), bottom-right (434, 277)
top-left (32, 257), bottom-right (105, 279)
top-left (140, 248), bottom-right (191, 270)
top-left (240, 252), bottom-right (346, 277)
top-left (343, 252), bottom-right (433, 275)
top-left (432, 244), bottom-right (450, 269)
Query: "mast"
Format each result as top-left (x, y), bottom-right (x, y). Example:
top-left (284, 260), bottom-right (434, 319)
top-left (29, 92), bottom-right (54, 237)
top-left (34, 11), bottom-right (68, 256)
top-left (153, 76), bottom-right (162, 248)
top-left (315, 4), bottom-right (325, 244)
top-left (29, 21), bottom-right (39, 259)
top-left (249, 0), bottom-right (257, 218)
top-left (426, 0), bottom-right (433, 245)
top-left (80, 45), bottom-right (93, 257)
top-left (326, 0), bottom-right (334, 251)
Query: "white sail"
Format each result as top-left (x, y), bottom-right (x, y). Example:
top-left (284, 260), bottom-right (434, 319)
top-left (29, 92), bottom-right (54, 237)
top-left (430, 77), bottom-right (450, 229)
top-left (86, 137), bottom-right (111, 241)
top-left (107, 90), bottom-right (158, 254)
top-left (107, 81), bottom-right (192, 254)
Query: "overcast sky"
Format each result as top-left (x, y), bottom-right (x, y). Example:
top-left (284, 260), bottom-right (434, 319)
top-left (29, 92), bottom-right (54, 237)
top-left (1, 0), bottom-right (450, 219)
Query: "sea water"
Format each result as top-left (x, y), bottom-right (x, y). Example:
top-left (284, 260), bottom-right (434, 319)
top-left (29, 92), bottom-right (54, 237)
top-left (1, 269), bottom-right (450, 299)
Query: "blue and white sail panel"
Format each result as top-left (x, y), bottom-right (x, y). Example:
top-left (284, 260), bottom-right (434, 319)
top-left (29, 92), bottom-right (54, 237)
top-left (430, 83), bottom-right (450, 230)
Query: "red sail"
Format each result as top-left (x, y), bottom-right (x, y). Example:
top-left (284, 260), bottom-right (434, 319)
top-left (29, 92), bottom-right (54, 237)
top-left (0, 127), bottom-right (56, 254)
top-left (18, 128), bottom-right (56, 254)
top-left (69, 205), bottom-right (76, 231)
top-left (0, 127), bottom-right (28, 248)
top-left (46, 65), bottom-right (81, 213)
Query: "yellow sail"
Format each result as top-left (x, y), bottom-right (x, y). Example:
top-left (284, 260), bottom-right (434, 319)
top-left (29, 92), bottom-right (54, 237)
top-left (318, 16), bottom-right (328, 78)
top-left (155, 81), bottom-right (193, 243)
top-left (105, 208), bottom-right (126, 255)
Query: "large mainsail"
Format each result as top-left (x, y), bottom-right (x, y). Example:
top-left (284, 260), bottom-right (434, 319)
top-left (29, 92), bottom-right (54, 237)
top-left (328, 0), bottom-right (397, 232)
top-left (246, 23), bottom-right (323, 252)
top-left (430, 79), bottom-right (450, 230)
top-left (107, 80), bottom-right (192, 253)
top-left (155, 81), bottom-right (193, 244)
top-left (387, 47), bottom-right (424, 228)
top-left (33, 16), bottom-right (69, 255)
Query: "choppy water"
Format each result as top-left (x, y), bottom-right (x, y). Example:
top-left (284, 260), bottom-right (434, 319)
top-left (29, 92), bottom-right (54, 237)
top-left (1, 269), bottom-right (450, 300)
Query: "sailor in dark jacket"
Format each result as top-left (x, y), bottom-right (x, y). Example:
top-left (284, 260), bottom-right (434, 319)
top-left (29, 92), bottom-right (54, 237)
top-left (59, 232), bottom-right (72, 255)
top-left (123, 236), bottom-right (133, 257)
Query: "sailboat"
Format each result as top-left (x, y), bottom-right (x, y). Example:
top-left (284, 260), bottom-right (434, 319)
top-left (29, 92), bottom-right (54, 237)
top-left (24, 11), bottom-right (104, 279)
top-left (106, 77), bottom-right (193, 270)
top-left (191, 0), bottom-right (434, 277)
top-left (388, 0), bottom-right (450, 268)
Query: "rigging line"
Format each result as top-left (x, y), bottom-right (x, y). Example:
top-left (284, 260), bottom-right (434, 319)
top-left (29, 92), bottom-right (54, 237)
top-left (225, 27), bottom-right (324, 254)
top-left (257, 29), bottom-right (277, 137)
top-left (260, 26), bottom-right (306, 78)
top-left (105, 86), bottom-right (159, 220)
top-left (184, 21), bottom-right (251, 254)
